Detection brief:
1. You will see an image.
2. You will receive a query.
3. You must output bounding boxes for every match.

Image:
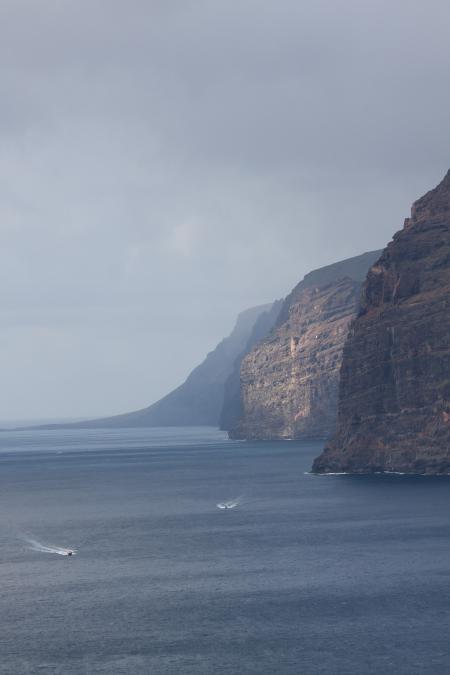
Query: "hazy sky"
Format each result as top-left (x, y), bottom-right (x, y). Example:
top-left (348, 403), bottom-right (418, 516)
top-left (1, 0), bottom-right (449, 421)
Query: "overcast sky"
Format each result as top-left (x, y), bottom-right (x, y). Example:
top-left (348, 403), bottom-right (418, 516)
top-left (0, 0), bottom-right (449, 421)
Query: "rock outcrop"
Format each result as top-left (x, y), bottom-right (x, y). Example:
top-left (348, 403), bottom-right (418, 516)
top-left (313, 170), bottom-right (450, 474)
top-left (230, 251), bottom-right (381, 440)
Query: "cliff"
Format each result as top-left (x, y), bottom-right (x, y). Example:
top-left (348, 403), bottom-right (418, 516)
top-left (219, 299), bottom-right (283, 431)
top-left (35, 303), bottom-right (277, 430)
top-left (313, 170), bottom-right (450, 474)
top-left (230, 251), bottom-right (381, 440)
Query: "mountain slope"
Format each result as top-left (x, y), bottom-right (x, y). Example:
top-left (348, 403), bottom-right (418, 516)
top-left (37, 303), bottom-right (276, 429)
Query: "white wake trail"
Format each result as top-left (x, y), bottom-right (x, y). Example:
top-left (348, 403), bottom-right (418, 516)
top-left (25, 537), bottom-right (76, 556)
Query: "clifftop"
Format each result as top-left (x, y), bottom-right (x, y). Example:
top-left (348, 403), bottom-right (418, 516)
top-left (409, 168), bottom-right (450, 226)
top-left (276, 250), bottom-right (382, 327)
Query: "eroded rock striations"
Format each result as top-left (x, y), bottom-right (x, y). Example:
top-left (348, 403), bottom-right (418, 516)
top-left (230, 251), bottom-right (381, 440)
top-left (313, 170), bottom-right (450, 474)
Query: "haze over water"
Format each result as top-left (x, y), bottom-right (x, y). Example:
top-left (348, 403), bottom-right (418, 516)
top-left (1, 427), bottom-right (450, 674)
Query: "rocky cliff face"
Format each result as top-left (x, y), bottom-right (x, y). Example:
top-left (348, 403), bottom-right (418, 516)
top-left (313, 170), bottom-right (450, 474)
top-left (230, 251), bottom-right (381, 440)
top-left (219, 299), bottom-right (283, 432)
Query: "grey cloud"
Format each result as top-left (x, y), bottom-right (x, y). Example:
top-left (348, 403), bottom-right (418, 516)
top-left (0, 0), bottom-right (449, 419)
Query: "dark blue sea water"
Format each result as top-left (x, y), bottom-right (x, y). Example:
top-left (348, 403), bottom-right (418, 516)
top-left (1, 427), bottom-right (450, 674)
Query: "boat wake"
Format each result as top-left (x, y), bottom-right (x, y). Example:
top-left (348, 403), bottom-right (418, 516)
top-left (216, 496), bottom-right (242, 510)
top-left (25, 537), bottom-right (76, 556)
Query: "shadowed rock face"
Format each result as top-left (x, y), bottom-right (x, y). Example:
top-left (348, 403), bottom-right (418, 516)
top-left (230, 251), bottom-right (381, 440)
top-left (313, 170), bottom-right (450, 474)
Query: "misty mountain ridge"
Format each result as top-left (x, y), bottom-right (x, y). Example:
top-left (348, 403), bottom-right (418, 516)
top-left (20, 249), bottom-right (384, 433)
top-left (28, 302), bottom-right (278, 430)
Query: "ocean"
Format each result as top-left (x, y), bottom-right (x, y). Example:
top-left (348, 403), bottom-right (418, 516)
top-left (1, 427), bottom-right (450, 674)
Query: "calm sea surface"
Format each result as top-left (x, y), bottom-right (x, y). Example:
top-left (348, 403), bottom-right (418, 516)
top-left (1, 427), bottom-right (450, 674)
